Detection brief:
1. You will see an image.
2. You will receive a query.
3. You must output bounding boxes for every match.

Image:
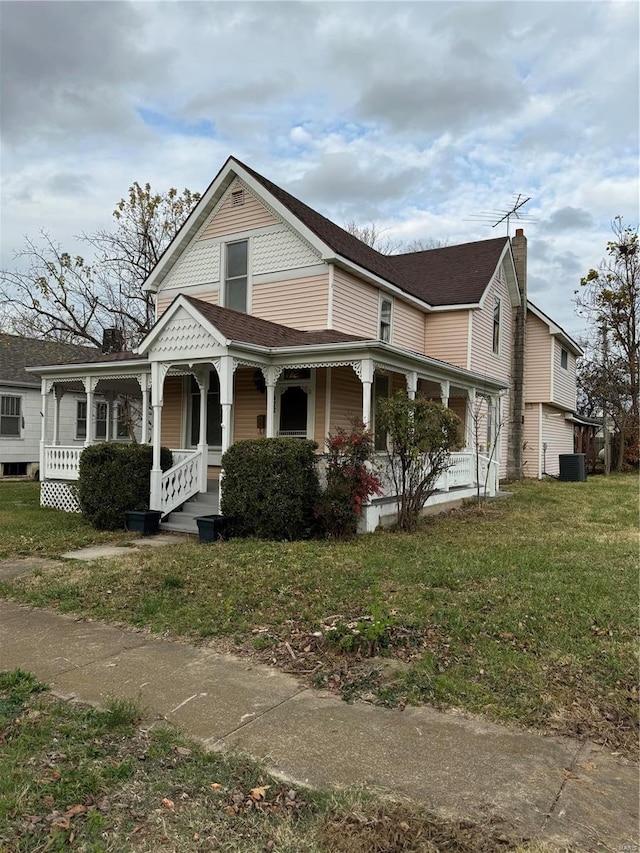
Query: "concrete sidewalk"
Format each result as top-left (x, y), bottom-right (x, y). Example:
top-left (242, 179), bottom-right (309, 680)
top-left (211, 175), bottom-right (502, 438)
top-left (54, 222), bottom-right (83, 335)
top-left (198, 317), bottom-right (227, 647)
top-left (1, 599), bottom-right (637, 852)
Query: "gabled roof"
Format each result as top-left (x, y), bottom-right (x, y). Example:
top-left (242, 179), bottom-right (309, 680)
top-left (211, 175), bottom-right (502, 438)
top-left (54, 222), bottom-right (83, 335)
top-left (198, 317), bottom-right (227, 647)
top-left (184, 297), bottom-right (367, 348)
top-left (0, 333), bottom-right (102, 386)
top-left (144, 155), bottom-right (515, 310)
top-left (236, 159), bottom-right (510, 307)
top-left (527, 301), bottom-right (583, 356)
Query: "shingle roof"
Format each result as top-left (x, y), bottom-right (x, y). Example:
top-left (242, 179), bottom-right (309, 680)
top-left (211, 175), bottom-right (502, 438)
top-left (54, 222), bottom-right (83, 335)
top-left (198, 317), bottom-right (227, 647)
top-left (0, 334), bottom-right (104, 386)
top-left (234, 157), bottom-right (509, 306)
top-left (185, 297), bottom-right (367, 348)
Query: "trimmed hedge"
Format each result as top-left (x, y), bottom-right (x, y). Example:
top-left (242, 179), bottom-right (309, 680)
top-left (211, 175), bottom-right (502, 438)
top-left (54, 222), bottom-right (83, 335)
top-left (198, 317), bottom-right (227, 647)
top-left (78, 443), bottom-right (173, 530)
top-left (220, 438), bottom-right (320, 540)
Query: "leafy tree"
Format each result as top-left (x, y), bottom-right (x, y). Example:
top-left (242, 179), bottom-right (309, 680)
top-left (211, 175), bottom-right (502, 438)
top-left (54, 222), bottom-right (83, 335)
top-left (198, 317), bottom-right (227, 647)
top-left (377, 392), bottom-right (460, 532)
top-left (0, 182), bottom-right (200, 349)
top-left (576, 217), bottom-right (639, 469)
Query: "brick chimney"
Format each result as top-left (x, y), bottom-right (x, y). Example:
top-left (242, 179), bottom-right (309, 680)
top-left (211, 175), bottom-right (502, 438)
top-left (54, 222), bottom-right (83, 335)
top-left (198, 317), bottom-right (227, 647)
top-left (507, 229), bottom-right (528, 480)
top-left (101, 328), bottom-right (124, 354)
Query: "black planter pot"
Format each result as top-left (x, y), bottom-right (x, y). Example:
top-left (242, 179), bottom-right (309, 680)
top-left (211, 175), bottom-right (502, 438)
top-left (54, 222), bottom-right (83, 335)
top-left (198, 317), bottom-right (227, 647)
top-left (124, 510), bottom-right (163, 536)
top-left (196, 514), bottom-right (226, 543)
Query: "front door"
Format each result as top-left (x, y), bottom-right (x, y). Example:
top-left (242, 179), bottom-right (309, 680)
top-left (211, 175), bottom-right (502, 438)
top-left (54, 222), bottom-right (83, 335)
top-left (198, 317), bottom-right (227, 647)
top-left (277, 369), bottom-right (312, 439)
top-left (189, 372), bottom-right (223, 465)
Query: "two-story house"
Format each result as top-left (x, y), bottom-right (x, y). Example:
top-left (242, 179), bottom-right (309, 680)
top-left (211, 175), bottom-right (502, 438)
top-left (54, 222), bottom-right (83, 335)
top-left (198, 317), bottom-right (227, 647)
top-left (29, 156), bottom-right (581, 530)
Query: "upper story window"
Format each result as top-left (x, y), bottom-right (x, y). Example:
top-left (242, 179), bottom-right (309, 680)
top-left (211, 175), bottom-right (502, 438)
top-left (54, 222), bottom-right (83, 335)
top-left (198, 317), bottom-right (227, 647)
top-left (224, 240), bottom-right (248, 313)
top-left (379, 297), bottom-right (392, 342)
top-left (492, 296), bottom-right (501, 355)
top-left (0, 395), bottom-right (21, 437)
top-left (560, 347), bottom-right (568, 370)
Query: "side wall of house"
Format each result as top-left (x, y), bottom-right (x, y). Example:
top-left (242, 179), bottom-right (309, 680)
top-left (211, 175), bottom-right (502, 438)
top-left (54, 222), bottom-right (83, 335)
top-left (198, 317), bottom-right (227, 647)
top-left (523, 403), bottom-right (541, 479)
top-left (541, 404), bottom-right (575, 477)
top-left (331, 268), bottom-right (379, 338)
top-left (392, 299), bottom-right (426, 354)
top-left (551, 339), bottom-right (577, 410)
top-left (524, 313), bottom-right (552, 402)
top-left (160, 377), bottom-right (184, 448)
top-left (424, 311), bottom-right (470, 369)
top-left (327, 366), bottom-right (363, 432)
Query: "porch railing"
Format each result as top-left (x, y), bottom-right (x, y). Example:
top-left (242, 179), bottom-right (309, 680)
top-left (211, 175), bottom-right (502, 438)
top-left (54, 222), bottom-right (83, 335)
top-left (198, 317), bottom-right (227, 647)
top-left (44, 446), bottom-right (83, 481)
top-left (160, 448), bottom-right (202, 515)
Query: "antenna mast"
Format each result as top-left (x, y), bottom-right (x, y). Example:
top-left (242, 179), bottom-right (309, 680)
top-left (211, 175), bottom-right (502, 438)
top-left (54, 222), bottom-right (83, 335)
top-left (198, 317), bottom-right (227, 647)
top-left (466, 194), bottom-right (536, 236)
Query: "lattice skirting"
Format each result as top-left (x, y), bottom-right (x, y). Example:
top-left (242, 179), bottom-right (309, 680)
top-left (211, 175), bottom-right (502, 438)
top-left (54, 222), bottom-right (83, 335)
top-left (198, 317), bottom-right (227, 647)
top-left (41, 482), bottom-right (81, 514)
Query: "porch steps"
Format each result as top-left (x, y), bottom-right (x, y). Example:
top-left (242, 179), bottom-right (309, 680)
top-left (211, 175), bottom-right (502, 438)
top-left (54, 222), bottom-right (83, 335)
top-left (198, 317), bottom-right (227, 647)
top-left (159, 480), bottom-right (220, 535)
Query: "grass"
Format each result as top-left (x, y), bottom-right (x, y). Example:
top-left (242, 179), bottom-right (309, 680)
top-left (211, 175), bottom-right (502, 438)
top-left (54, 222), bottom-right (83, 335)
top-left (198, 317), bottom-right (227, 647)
top-left (0, 669), bottom-right (552, 853)
top-left (0, 482), bottom-right (132, 559)
top-left (0, 475), bottom-right (637, 756)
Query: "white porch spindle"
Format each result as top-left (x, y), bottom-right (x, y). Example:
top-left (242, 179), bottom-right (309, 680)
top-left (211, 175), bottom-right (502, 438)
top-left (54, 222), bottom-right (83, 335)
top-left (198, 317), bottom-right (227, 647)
top-left (360, 358), bottom-right (374, 428)
top-left (265, 367), bottom-right (276, 438)
top-left (219, 355), bottom-right (234, 455)
top-left (84, 377), bottom-right (94, 447)
top-left (196, 369), bottom-right (209, 493)
top-left (149, 362), bottom-right (165, 511)
top-left (465, 388), bottom-right (476, 449)
top-left (53, 386), bottom-right (64, 446)
top-left (140, 374), bottom-right (150, 444)
top-left (440, 380), bottom-right (450, 409)
top-left (39, 380), bottom-right (49, 480)
top-left (407, 371), bottom-right (418, 400)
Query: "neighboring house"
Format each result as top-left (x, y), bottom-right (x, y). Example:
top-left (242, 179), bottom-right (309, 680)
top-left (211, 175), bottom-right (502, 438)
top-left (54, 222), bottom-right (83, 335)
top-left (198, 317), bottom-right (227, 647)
top-left (0, 334), bottom-right (103, 480)
top-left (28, 156), bottom-right (582, 530)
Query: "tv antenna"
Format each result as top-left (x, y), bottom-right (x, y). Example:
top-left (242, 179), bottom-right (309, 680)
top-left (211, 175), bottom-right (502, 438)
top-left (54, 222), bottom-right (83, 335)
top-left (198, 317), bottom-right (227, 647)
top-left (466, 194), bottom-right (537, 235)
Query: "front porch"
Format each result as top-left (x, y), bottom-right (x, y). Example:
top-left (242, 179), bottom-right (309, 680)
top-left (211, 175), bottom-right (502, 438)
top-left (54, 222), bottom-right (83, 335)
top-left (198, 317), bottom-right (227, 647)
top-left (33, 296), bottom-right (505, 531)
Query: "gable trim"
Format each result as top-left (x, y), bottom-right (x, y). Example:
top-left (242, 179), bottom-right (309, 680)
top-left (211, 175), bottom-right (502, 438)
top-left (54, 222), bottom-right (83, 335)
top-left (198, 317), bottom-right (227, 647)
top-left (138, 294), bottom-right (229, 355)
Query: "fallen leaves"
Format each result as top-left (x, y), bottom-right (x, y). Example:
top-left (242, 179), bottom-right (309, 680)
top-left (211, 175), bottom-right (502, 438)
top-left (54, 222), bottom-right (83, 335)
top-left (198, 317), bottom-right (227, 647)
top-left (222, 780), bottom-right (306, 819)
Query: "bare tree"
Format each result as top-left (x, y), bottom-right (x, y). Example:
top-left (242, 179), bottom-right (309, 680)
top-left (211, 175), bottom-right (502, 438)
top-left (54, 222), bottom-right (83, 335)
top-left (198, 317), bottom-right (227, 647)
top-left (0, 182), bottom-right (200, 349)
top-left (343, 220), bottom-right (404, 255)
top-left (575, 217), bottom-right (639, 469)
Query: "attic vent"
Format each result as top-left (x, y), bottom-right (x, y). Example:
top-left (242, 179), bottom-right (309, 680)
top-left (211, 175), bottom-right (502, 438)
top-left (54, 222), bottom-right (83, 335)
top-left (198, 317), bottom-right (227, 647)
top-left (231, 189), bottom-right (245, 207)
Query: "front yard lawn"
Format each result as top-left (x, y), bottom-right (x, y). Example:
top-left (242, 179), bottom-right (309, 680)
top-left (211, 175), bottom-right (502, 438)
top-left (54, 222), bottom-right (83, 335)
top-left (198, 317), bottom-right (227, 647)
top-left (0, 475), bottom-right (637, 757)
top-left (0, 670), bottom-right (544, 852)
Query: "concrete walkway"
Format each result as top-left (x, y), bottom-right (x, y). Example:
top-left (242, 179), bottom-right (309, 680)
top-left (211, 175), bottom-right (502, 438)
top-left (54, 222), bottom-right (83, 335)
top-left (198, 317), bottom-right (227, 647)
top-left (1, 599), bottom-right (637, 852)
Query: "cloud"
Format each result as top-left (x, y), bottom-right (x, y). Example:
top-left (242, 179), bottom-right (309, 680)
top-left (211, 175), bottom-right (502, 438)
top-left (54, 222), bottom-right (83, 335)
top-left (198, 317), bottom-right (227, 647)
top-left (539, 207), bottom-right (594, 233)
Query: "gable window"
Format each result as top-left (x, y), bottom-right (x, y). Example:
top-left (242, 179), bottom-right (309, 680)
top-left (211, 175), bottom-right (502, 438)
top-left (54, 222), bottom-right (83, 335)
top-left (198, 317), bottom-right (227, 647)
top-left (379, 297), bottom-right (392, 342)
top-left (492, 296), bottom-right (501, 354)
top-left (560, 347), bottom-right (568, 370)
top-left (224, 240), bottom-right (248, 313)
top-left (0, 395), bottom-right (21, 437)
top-left (76, 401), bottom-right (87, 439)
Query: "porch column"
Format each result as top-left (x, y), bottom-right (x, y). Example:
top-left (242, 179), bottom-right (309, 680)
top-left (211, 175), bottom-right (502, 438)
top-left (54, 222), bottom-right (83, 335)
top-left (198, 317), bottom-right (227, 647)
top-left (465, 388), bottom-right (476, 449)
top-left (104, 391), bottom-right (114, 442)
top-left (149, 361), bottom-right (166, 511)
top-left (195, 368), bottom-right (209, 493)
top-left (489, 394), bottom-right (500, 496)
top-left (406, 371), bottom-right (418, 400)
top-left (139, 373), bottom-right (150, 444)
top-left (39, 379), bottom-right (49, 481)
top-left (359, 358), bottom-right (374, 428)
top-left (440, 380), bottom-right (450, 409)
top-left (264, 366), bottom-right (279, 439)
top-left (84, 376), bottom-right (95, 448)
top-left (53, 386), bottom-right (64, 446)
top-left (219, 355), bottom-right (235, 455)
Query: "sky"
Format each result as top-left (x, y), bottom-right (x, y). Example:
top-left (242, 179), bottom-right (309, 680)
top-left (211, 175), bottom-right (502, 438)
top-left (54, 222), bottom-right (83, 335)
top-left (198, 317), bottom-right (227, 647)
top-left (1, 0), bottom-right (638, 342)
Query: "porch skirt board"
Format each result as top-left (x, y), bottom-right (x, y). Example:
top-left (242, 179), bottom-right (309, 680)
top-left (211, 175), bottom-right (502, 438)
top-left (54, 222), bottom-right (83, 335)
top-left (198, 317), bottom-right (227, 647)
top-left (41, 482), bottom-right (81, 514)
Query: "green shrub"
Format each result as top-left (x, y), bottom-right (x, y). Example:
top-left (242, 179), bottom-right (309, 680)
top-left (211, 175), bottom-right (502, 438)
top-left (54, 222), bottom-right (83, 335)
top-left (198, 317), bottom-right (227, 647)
top-left (220, 438), bottom-right (320, 540)
top-left (78, 443), bottom-right (173, 530)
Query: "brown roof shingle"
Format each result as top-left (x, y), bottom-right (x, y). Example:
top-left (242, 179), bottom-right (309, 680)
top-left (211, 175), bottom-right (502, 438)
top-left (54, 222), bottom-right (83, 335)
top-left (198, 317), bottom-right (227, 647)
top-left (234, 158), bottom-right (509, 306)
top-left (0, 333), bottom-right (105, 385)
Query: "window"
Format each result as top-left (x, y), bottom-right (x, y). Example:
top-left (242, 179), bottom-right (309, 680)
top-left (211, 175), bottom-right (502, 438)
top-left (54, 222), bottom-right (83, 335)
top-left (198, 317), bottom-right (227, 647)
top-left (560, 347), bottom-right (568, 370)
top-left (379, 297), bottom-right (392, 342)
top-left (374, 374), bottom-right (390, 452)
top-left (116, 402), bottom-right (129, 438)
top-left (0, 395), bottom-right (21, 437)
top-left (492, 296), bottom-right (501, 354)
top-left (95, 402), bottom-right (107, 439)
top-left (76, 401), bottom-right (87, 439)
top-left (224, 240), bottom-right (248, 313)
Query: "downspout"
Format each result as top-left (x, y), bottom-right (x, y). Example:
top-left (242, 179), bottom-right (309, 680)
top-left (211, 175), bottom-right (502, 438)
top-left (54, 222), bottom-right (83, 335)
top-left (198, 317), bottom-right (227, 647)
top-left (508, 228), bottom-right (527, 480)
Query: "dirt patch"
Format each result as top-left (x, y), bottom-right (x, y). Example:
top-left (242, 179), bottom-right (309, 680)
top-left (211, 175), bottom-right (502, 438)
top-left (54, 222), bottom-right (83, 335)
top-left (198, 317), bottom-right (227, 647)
top-left (0, 557), bottom-right (63, 581)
